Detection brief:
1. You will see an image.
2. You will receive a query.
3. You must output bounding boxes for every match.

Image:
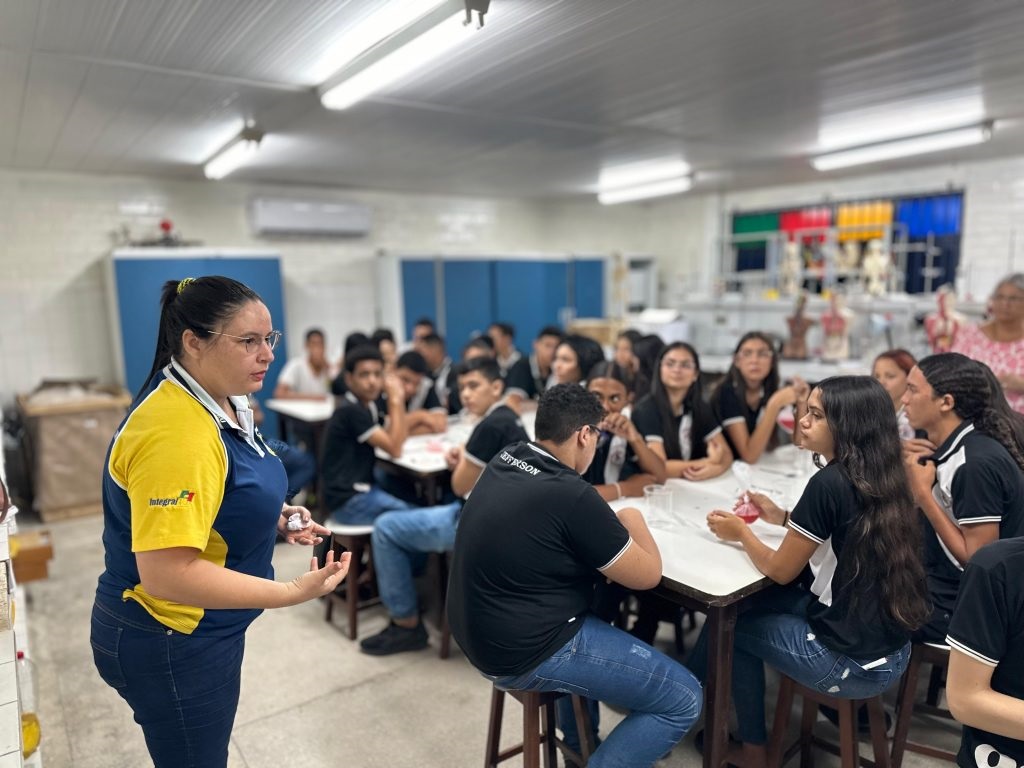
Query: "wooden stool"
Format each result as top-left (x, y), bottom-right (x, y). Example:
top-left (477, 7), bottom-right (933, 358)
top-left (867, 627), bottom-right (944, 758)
top-left (484, 687), bottom-right (594, 768)
top-left (323, 523), bottom-right (379, 640)
top-left (891, 643), bottom-right (957, 768)
top-left (767, 675), bottom-right (890, 768)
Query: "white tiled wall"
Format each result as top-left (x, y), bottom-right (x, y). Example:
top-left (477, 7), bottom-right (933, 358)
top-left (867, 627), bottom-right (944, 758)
top-left (0, 168), bottom-right (654, 405)
top-left (3, 152), bottom-right (1024, 405)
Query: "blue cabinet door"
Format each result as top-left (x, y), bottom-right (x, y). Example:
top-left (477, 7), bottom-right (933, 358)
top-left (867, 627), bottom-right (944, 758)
top-left (443, 261), bottom-right (494, 352)
top-left (493, 261), bottom-right (568, 352)
top-left (573, 259), bottom-right (605, 318)
top-left (400, 259), bottom-right (438, 340)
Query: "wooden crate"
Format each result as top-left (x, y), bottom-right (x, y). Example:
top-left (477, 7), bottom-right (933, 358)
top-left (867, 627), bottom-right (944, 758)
top-left (11, 530), bottom-right (54, 583)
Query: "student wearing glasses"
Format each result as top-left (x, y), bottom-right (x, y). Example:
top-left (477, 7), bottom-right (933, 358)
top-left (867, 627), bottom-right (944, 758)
top-left (92, 277), bottom-right (348, 768)
top-left (633, 342), bottom-right (733, 481)
top-left (712, 331), bottom-right (807, 464)
top-left (951, 273), bottom-right (1024, 413)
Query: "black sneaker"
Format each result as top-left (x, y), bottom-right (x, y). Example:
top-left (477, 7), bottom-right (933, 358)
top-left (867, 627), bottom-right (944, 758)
top-left (359, 621), bottom-right (429, 656)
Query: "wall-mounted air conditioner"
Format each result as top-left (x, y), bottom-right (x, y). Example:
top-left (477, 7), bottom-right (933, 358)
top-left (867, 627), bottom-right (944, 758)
top-left (249, 197), bottom-right (372, 237)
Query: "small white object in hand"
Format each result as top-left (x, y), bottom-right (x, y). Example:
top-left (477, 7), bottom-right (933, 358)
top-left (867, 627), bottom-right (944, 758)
top-left (286, 512), bottom-right (312, 531)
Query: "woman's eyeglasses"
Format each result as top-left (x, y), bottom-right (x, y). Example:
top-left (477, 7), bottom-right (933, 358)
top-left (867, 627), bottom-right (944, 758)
top-left (209, 330), bottom-right (282, 354)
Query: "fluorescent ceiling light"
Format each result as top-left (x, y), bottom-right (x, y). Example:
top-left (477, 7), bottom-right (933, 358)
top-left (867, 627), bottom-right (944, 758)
top-left (599, 177), bottom-right (693, 205)
top-left (203, 128), bottom-right (263, 180)
top-left (320, 2), bottom-right (478, 110)
top-left (812, 123), bottom-right (992, 171)
top-left (598, 158), bottom-right (691, 191)
top-left (817, 93), bottom-right (985, 151)
top-left (312, 0), bottom-right (450, 82)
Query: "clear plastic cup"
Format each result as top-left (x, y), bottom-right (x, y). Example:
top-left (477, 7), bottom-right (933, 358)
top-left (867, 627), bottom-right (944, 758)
top-left (643, 484), bottom-right (674, 528)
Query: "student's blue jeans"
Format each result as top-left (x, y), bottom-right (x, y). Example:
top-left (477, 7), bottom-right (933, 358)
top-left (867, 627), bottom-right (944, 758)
top-left (372, 501), bottom-right (462, 620)
top-left (331, 485), bottom-right (415, 525)
top-left (487, 615), bottom-right (702, 768)
top-left (90, 597), bottom-right (245, 768)
top-left (689, 586), bottom-right (911, 745)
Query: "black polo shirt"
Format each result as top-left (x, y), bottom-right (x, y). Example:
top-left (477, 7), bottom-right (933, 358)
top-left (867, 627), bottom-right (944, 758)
top-left (447, 440), bottom-right (632, 676)
top-left (787, 462), bottom-right (910, 658)
top-left (463, 405), bottom-right (529, 471)
top-left (504, 355), bottom-right (536, 400)
top-left (923, 422), bottom-right (1024, 624)
top-left (581, 431), bottom-right (639, 485)
top-left (946, 538), bottom-right (1024, 768)
top-left (321, 392), bottom-right (384, 510)
top-left (632, 395), bottom-right (722, 461)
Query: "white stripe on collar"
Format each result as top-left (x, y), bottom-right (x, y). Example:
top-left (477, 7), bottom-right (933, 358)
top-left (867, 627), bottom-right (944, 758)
top-left (935, 422), bottom-right (975, 463)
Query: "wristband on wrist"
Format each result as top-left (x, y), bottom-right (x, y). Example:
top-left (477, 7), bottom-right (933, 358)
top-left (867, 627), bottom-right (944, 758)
top-left (613, 482), bottom-right (623, 500)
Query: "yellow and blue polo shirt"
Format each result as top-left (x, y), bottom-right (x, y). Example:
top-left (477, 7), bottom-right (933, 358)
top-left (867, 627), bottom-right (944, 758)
top-left (96, 359), bottom-right (287, 635)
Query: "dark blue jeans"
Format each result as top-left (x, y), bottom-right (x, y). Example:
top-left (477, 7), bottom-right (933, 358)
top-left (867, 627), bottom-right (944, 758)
top-left (689, 586), bottom-right (910, 744)
top-left (488, 615), bottom-right (702, 768)
top-left (91, 598), bottom-right (246, 768)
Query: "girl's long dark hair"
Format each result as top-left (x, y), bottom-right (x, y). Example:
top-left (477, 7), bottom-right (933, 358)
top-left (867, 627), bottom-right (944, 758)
top-left (816, 376), bottom-right (930, 632)
top-left (559, 335), bottom-right (605, 385)
top-left (632, 334), bottom-right (665, 397)
top-left (714, 331), bottom-right (782, 451)
top-left (136, 276), bottom-right (261, 403)
top-left (651, 342), bottom-right (712, 460)
top-left (918, 353), bottom-right (1024, 471)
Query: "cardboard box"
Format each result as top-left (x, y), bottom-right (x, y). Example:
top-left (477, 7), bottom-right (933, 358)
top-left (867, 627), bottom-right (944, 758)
top-left (18, 386), bottom-right (130, 515)
top-left (11, 530), bottom-right (54, 583)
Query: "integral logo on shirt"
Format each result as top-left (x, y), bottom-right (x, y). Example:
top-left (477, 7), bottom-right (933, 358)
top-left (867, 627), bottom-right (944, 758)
top-left (499, 450), bottom-right (541, 476)
top-left (149, 490), bottom-right (196, 507)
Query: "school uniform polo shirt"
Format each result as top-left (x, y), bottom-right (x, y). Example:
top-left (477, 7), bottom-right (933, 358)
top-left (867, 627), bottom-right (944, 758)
top-left (321, 392), bottom-right (385, 510)
top-left (448, 441), bottom-right (631, 676)
top-left (96, 360), bottom-right (287, 636)
top-left (632, 394), bottom-right (722, 461)
top-left (946, 538), bottom-right (1024, 768)
top-left (924, 422), bottom-right (1024, 619)
top-left (787, 462), bottom-right (909, 658)
top-left (462, 404), bottom-right (529, 471)
top-left (504, 354), bottom-right (549, 401)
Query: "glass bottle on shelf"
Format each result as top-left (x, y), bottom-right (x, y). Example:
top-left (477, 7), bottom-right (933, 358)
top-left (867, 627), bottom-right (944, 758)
top-left (16, 650), bottom-right (40, 758)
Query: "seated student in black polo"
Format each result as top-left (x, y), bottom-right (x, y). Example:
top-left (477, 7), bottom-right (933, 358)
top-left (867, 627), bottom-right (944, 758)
top-left (413, 332), bottom-right (452, 410)
top-left (503, 325), bottom-right (563, 410)
top-left (445, 335), bottom-right (496, 415)
top-left (361, 357), bottom-right (529, 656)
top-left (321, 345), bottom-right (415, 525)
top-left (901, 354), bottom-right (1024, 643)
top-left (392, 350), bottom-right (447, 434)
top-left (447, 384), bottom-right (702, 768)
top-left (946, 537), bottom-right (1024, 768)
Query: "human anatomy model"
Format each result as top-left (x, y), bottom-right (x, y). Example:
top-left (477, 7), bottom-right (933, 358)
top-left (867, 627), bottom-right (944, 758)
top-left (924, 285), bottom-right (964, 353)
top-left (782, 292), bottom-right (816, 360)
top-left (821, 293), bottom-right (854, 361)
top-left (861, 239), bottom-right (891, 296)
top-left (779, 241), bottom-right (802, 296)
top-left (837, 241), bottom-right (861, 274)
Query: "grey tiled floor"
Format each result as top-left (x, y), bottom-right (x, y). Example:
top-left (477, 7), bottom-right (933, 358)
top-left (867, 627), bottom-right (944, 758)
top-left (26, 514), bottom-right (961, 767)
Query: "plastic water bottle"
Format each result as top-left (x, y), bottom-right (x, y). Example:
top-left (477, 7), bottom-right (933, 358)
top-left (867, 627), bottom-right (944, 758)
top-left (16, 651), bottom-right (39, 758)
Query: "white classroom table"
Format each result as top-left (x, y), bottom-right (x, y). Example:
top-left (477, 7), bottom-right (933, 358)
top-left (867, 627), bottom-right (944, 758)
top-left (609, 445), bottom-right (817, 768)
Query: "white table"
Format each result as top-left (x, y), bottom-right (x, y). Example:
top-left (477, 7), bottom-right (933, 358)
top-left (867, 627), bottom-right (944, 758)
top-left (609, 446), bottom-right (816, 768)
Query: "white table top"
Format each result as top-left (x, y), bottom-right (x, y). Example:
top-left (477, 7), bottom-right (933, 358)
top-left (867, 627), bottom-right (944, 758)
top-left (378, 409), bottom-right (537, 474)
top-left (610, 446), bottom-right (817, 603)
top-left (264, 397), bottom-right (334, 423)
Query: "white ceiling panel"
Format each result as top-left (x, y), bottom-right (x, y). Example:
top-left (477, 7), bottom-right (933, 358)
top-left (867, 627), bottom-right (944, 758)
top-left (2, 0), bottom-right (1024, 196)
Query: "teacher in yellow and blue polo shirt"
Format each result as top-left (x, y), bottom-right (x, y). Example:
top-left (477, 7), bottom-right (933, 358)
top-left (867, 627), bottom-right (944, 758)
top-left (91, 276), bottom-right (349, 768)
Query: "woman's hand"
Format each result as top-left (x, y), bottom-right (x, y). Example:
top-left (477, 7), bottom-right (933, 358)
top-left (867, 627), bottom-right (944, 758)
top-left (288, 550), bottom-right (351, 603)
top-left (682, 460), bottom-right (718, 481)
top-left (902, 437), bottom-right (937, 455)
top-left (768, 385), bottom-right (798, 411)
top-left (278, 505), bottom-right (330, 546)
top-left (445, 444), bottom-right (463, 470)
top-left (743, 491), bottom-right (786, 525)
top-left (707, 510), bottom-right (747, 541)
top-left (600, 412), bottom-right (636, 442)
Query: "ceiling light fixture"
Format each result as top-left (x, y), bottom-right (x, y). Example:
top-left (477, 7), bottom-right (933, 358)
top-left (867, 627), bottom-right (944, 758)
top-left (812, 122), bottom-right (993, 171)
top-left (598, 176), bottom-right (693, 205)
top-left (203, 127), bottom-right (264, 180)
top-left (319, 0), bottom-right (485, 111)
